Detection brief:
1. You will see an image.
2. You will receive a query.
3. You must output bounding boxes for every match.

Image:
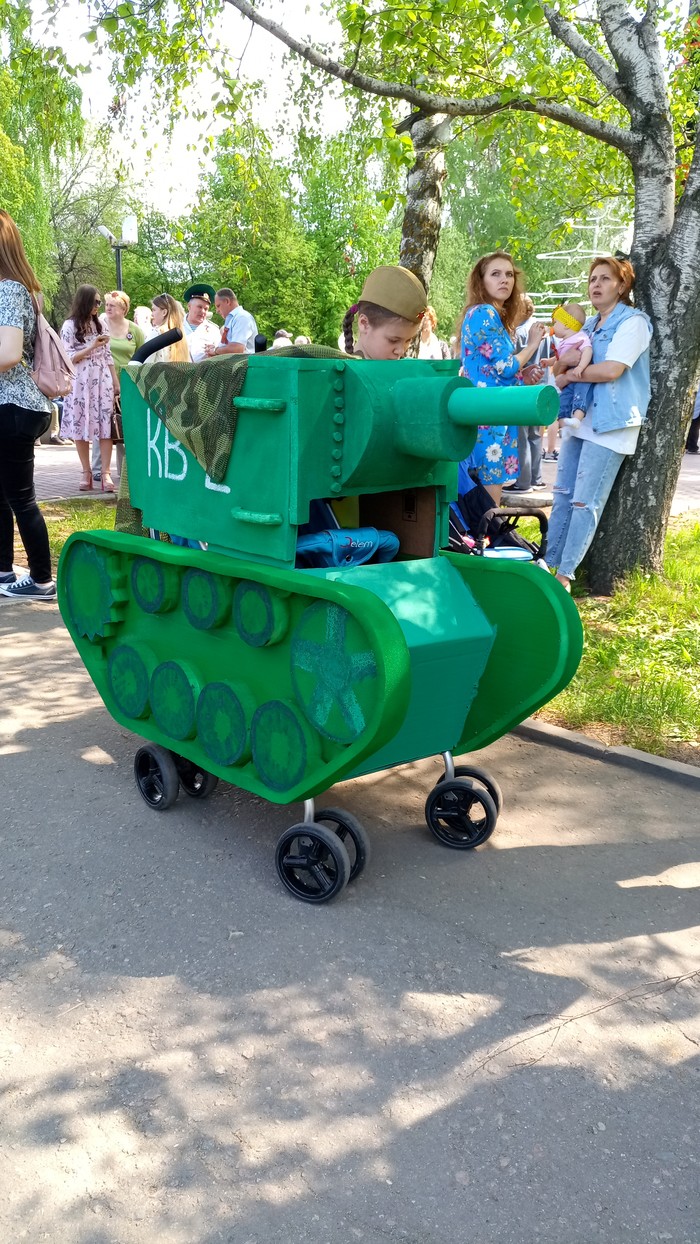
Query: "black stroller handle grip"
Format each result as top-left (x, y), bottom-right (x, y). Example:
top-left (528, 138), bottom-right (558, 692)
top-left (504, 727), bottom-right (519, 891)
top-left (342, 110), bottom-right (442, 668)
top-left (490, 506), bottom-right (548, 532)
top-left (131, 328), bottom-right (183, 364)
top-left (476, 506), bottom-right (549, 539)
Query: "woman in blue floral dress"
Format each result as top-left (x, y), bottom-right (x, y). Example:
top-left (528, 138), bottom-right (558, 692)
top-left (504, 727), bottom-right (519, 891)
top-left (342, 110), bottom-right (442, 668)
top-left (460, 250), bottom-right (546, 502)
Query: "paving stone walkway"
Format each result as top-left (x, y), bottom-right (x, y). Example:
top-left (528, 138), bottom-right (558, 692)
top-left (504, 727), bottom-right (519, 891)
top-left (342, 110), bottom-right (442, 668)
top-left (33, 440), bottom-right (700, 517)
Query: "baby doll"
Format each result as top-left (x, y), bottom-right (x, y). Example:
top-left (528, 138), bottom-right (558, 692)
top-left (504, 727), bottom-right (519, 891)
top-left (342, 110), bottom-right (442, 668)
top-left (545, 302), bottom-right (593, 431)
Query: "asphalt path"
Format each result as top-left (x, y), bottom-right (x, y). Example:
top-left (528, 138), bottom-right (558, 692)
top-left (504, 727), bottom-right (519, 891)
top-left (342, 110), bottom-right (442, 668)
top-left (0, 605), bottom-right (698, 1243)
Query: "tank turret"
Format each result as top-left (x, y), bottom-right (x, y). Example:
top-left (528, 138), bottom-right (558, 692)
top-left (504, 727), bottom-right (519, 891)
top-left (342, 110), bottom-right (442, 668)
top-left (122, 355), bottom-right (558, 565)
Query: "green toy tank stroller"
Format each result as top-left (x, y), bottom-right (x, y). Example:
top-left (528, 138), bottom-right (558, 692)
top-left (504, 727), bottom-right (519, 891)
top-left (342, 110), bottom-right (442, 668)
top-left (58, 340), bottom-right (582, 903)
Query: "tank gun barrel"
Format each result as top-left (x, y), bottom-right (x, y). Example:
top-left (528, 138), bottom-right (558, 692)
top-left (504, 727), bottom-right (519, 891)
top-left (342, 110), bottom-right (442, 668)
top-left (392, 376), bottom-right (558, 462)
top-left (447, 381), bottom-right (559, 428)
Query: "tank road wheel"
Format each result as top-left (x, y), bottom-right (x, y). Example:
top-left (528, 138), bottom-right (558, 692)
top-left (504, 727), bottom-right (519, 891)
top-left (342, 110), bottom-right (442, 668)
top-left (315, 807), bottom-right (371, 883)
top-left (134, 744), bottom-right (180, 811)
top-left (173, 755), bottom-right (219, 799)
top-left (275, 823), bottom-right (351, 904)
top-left (425, 779), bottom-right (497, 850)
top-left (436, 765), bottom-right (504, 816)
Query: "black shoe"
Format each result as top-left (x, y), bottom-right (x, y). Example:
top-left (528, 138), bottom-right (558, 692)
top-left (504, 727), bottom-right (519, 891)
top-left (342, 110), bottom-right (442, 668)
top-left (0, 574), bottom-right (56, 600)
top-left (685, 447), bottom-right (699, 455)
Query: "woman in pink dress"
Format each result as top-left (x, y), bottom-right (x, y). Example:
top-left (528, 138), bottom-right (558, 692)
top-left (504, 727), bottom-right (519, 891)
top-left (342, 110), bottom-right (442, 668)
top-left (60, 285), bottom-right (118, 492)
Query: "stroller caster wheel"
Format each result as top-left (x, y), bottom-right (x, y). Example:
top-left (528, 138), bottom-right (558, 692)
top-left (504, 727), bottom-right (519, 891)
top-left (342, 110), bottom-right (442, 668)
top-left (173, 755), bottom-right (219, 799)
top-left (315, 807), bottom-right (371, 882)
top-left (275, 823), bottom-right (351, 904)
top-left (436, 764), bottom-right (503, 815)
top-left (134, 744), bottom-right (180, 810)
top-left (425, 779), bottom-right (497, 849)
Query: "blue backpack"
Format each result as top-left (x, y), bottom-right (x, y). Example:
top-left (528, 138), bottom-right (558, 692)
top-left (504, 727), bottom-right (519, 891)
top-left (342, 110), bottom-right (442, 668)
top-left (297, 500), bottom-right (399, 568)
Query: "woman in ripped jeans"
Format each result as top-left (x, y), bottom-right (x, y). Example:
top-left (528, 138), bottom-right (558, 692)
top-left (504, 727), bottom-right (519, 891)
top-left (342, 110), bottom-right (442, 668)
top-left (547, 256), bottom-right (652, 593)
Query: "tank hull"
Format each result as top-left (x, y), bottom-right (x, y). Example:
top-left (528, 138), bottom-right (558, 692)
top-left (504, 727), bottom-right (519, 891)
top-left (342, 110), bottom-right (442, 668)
top-left (58, 531), bottom-right (582, 803)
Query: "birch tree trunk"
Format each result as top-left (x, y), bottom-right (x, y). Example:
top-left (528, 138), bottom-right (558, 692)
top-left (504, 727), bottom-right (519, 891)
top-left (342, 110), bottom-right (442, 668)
top-left (398, 113), bottom-right (451, 291)
top-left (583, 24), bottom-right (700, 593)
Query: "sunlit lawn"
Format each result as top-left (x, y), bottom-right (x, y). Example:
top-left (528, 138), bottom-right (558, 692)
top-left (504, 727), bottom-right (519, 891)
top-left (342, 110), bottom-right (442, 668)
top-left (13, 498), bottom-right (116, 573)
top-left (13, 500), bottom-right (700, 764)
top-left (538, 515), bottom-right (700, 763)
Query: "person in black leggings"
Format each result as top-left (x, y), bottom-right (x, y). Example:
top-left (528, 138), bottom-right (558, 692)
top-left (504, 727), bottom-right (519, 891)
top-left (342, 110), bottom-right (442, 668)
top-left (0, 211), bottom-right (56, 601)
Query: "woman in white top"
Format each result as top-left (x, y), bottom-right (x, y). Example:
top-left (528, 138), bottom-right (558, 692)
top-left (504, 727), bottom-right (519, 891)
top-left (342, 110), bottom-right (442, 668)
top-left (149, 294), bottom-right (191, 363)
top-left (417, 306), bottom-right (447, 360)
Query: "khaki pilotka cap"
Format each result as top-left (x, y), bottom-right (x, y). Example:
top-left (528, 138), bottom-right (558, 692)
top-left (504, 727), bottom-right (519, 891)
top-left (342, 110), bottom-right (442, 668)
top-left (360, 266), bottom-right (428, 323)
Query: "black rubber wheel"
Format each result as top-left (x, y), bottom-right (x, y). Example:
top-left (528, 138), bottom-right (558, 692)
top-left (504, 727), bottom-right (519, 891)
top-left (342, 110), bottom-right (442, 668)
top-left (425, 779), bottom-right (497, 849)
top-left (134, 744), bottom-right (180, 811)
top-left (173, 755), bottom-right (219, 799)
top-left (275, 822), bottom-right (351, 904)
top-left (436, 764), bottom-right (504, 815)
top-left (315, 807), bottom-right (371, 882)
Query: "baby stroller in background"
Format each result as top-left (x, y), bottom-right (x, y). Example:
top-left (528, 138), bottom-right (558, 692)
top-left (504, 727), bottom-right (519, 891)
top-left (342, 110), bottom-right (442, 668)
top-left (449, 463), bottom-right (549, 565)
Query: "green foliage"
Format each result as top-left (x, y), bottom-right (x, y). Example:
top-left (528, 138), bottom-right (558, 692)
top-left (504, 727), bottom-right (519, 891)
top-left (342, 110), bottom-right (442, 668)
top-left (429, 125), bottom-right (632, 334)
top-left (293, 130), bottom-right (402, 342)
top-left (0, 0), bottom-right (84, 293)
top-left (331, 0), bottom-right (631, 129)
top-left (171, 127), bottom-right (318, 339)
top-left (46, 129), bottom-right (191, 324)
top-left (155, 124), bottom-right (401, 344)
top-left (0, 114), bottom-right (32, 222)
top-left (120, 210), bottom-right (190, 312)
top-left (429, 227), bottom-right (466, 341)
top-left (542, 517), bottom-right (700, 760)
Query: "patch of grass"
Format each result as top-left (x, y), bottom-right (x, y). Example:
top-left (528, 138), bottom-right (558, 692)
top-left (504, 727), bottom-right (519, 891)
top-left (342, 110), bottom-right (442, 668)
top-left (13, 498), bottom-right (116, 573)
top-left (538, 515), bottom-right (700, 763)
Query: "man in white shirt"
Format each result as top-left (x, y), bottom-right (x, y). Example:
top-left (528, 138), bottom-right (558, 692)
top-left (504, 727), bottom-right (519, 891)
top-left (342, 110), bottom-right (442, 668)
top-left (205, 288), bottom-right (258, 357)
top-left (182, 283), bottom-right (220, 362)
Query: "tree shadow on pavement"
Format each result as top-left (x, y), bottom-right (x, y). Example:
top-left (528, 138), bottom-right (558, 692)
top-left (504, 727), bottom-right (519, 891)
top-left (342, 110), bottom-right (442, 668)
top-left (1, 612), bottom-right (698, 1242)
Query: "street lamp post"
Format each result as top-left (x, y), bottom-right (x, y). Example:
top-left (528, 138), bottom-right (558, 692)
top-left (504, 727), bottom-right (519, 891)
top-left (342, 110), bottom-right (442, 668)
top-left (114, 243), bottom-right (125, 290)
top-left (96, 216), bottom-right (138, 289)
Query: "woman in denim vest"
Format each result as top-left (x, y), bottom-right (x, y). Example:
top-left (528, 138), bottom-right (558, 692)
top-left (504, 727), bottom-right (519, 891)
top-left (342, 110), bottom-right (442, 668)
top-left (546, 256), bottom-right (652, 592)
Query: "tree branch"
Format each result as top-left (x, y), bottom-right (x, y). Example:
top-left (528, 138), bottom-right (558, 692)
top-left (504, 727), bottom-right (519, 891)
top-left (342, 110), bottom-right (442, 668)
top-left (596, 0), bottom-right (669, 122)
top-left (542, 4), bottom-right (629, 110)
top-left (225, 0), bottom-right (635, 155)
top-left (596, 0), bottom-right (642, 76)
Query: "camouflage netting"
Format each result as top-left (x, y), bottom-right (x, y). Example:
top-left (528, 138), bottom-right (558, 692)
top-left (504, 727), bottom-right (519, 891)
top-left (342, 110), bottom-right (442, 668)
top-left (115, 344), bottom-right (349, 537)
